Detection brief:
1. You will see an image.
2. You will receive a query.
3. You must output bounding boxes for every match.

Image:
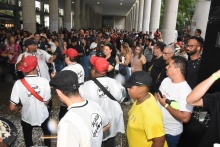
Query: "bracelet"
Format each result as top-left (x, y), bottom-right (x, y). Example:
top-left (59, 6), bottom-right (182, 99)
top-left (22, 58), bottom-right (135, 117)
top-left (212, 73), bottom-right (219, 81)
top-left (164, 104), bottom-right (169, 109)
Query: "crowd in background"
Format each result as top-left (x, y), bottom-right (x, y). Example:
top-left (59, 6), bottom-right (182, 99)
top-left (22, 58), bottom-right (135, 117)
top-left (2, 26), bottom-right (217, 147)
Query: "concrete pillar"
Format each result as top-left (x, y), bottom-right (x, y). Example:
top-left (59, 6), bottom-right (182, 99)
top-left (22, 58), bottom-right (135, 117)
top-left (138, 0), bottom-right (144, 32)
top-left (162, 0), bottom-right (179, 44)
top-left (98, 13), bottom-right (102, 28)
top-left (191, 0), bottom-right (211, 38)
top-left (13, 10), bottom-right (21, 30)
top-left (149, 0), bottom-right (161, 33)
top-left (21, 0), bottom-right (36, 33)
top-left (131, 7), bottom-right (135, 30)
top-left (133, 5), bottom-right (136, 31)
top-left (86, 4), bottom-right (90, 28)
top-left (74, 0), bottom-right (81, 30)
top-left (142, 0), bottom-right (152, 34)
top-left (81, 0), bottom-right (86, 28)
top-left (64, 0), bottom-right (71, 31)
top-left (135, 1), bottom-right (139, 32)
top-left (40, 2), bottom-right (45, 28)
top-left (49, 0), bottom-right (58, 33)
top-left (90, 8), bottom-right (93, 28)
top-left (130, 12), bottom-right (132, 31)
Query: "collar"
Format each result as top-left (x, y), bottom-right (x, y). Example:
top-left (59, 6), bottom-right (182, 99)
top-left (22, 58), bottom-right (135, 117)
top-left (25, 74), bottom-right (38, 77)
top-left (67, 100), bottom-right (88, 110)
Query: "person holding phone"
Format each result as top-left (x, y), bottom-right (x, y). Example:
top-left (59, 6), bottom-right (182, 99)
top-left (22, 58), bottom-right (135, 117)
top-left (155, 56), bottom-right (193, 147)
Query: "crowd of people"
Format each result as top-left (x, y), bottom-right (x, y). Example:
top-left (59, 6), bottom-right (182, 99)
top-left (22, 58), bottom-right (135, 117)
top-left (0, 26), bottom-right (220, 147)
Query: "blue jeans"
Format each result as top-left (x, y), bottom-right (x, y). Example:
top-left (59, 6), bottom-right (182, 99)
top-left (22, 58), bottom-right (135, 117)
top-left (55, 62), bottom-right (65, 73)
top-left (82, 55), bottom-right (90, 77)
top-left (165, 134), bottom-right (181, 147)
top-left (119, 64), bottom-right (130, 80)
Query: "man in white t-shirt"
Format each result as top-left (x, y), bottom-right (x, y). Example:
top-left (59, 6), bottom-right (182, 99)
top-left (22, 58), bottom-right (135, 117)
top-left (16, 39), bottom-right (53, 81)
top-left (10, 56), bottom-right (51, 147)
top-left (155, 56), bottom-right (193, 147)
top-left (79, 56), bottom-right (126, 147)
top-left (50, 70), bottom-right (110, 147)
top-left (90, 37), bottom-right (98, 56)
top-left (58, 48), bottom-right (85, 120)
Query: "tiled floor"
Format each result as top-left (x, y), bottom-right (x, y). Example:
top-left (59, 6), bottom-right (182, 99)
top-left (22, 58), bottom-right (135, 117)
top-left (0, 79), bottom-right (130, 147)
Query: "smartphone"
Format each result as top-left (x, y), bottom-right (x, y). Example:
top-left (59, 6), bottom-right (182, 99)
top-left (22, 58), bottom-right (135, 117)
top-left (157, 90), bottom-right (163, 98)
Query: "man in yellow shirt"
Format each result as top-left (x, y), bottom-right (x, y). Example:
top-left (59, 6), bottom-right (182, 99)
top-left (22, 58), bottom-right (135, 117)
top-left (125, 71), bottom-right (167, 147)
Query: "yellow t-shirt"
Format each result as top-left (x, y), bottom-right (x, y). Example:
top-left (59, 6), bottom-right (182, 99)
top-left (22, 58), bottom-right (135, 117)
top-left (127, 93), bottom-right (168, 147)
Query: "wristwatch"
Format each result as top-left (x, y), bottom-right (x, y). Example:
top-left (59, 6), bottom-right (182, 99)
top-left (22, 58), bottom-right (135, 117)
top-left (165, 99), bottom-right (171, 105)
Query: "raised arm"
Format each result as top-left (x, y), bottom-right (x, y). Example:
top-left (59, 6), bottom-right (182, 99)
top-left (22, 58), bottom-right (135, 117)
top-left (187, 70), bottom-right (220, 106)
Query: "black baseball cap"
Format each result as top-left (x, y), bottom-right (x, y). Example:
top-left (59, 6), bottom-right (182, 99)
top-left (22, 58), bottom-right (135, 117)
top-left (50, 70), bottom-right (79, 91)
top-left (124, 71), bottom-right (152, 88)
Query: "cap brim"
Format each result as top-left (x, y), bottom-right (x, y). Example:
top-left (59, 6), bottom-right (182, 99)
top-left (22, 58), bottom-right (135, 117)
top-left (124, 79), bottom-right (135, 88)
top-left (17, 65), bottom-right (35, 73)
top-left (62, 50), bottom-right (67, 55)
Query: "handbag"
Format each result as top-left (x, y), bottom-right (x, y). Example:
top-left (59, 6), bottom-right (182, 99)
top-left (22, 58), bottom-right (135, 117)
top-left (20, 78), bottom-right (43, 102)
top-left (92, 78), bottom-right (116, 101)
top-left (119, 64), bottom-right (127, 76)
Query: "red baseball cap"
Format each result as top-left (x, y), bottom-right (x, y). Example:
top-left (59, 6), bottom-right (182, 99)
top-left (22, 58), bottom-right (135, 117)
top-left (63, 48), bottom-right (78, 59)
top-left (90, 56), bottom-right (109, 74)
top-left (18, 56), bottom-right (38, 73)
top-left (176, 41), bottom-right (183, 47)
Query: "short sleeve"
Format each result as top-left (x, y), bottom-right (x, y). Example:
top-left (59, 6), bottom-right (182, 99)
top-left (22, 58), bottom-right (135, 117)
top-left (10, 81), bottom-right (20, 104)
top-left (42, 79), bottom-right (51, 102)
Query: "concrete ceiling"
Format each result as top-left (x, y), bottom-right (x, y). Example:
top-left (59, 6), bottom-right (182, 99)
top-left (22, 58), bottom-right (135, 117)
top-left (57, 0), bottom-right (136, 16)
top-left (84, 0), bottom-right (136, 16)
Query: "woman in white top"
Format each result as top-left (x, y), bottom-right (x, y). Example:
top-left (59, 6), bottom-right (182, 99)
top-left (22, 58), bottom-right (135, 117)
top-left (131, 45), bottom-right (146, 73)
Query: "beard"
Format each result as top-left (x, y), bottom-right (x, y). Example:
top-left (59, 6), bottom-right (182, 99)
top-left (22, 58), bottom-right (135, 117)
top-left (186, 49), bottom-right (197, 56)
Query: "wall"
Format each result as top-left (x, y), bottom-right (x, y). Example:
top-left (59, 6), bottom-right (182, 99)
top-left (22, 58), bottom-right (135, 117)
top-left (114, 16), bottom-right (125, 30)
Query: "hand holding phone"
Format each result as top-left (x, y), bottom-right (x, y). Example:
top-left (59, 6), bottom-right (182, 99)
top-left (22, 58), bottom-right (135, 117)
top-left (157, 90), bottom-right (163, 98)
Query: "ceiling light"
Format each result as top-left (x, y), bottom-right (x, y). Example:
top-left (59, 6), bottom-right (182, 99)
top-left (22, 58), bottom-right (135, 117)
top-left (97, 1), bottom-right (99, 4)
top-left (120, 3), bottom-right (122, 5)
top-left (72, 1), bottom-right (74, 3)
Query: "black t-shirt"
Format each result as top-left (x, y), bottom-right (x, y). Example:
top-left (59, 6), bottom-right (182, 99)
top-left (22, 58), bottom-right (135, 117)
top-left (149, 56), bottom-right (166, 94)
top-left (106, 56), bottom-right (116, 78)
top-left (199, 92), bottom-right (220, 147)
top-left (186, 57), bottom-right (202, 89)
top-left (53, 47), bottom-right (64, 64)
top-left (67, 44), bottom-right (84, 57)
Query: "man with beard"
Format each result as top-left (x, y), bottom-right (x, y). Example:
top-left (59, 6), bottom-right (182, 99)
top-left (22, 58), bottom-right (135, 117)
top-left (185, 36), bottom-right (204, 89)
top-left (178, 36), bottom-right (204, 147)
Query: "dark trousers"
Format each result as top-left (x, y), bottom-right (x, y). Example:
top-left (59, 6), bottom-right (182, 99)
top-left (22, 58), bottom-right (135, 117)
top-left (21, 118), bottom-right (51, 147)
top-left (59, 105), bottom-right (68, 121)
top-left (102, 137), bottom-right (116, 147)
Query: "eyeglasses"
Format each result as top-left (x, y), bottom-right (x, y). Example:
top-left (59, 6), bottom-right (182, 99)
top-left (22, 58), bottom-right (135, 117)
top-left (162, 52), bottom-right (172, 55)
top-left (186, 44), bottom-right (198, 49)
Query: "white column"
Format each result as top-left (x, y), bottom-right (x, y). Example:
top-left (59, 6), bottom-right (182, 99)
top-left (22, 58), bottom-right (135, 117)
top-left (74, 0), bottom-right (81, 30)
top-left (132, 7), bottom-right (135, 30)
top-left (49, 0), bottom-right (58, 32)
top-left (142, 0), bottom-right (152, 34)
top-left (129, 12), bottom-right (132, 31)
top-left (162, 0), bottom-right (179, 44)
top-left (21, 0), bottom-right (36, 33)
top-left (86, 4), bottom-right (90, 28)
top-left (138, 0), bottom-right (144, 31)
top-left (90, 8), bottom-right (94, 28)
top-left (135, 1), bottom-right (139, 32)
top-left (64, 0), bottom-right (72, 31)
top-left (149, 0), bottom-right (161, 33)
top-left (191, 0), bottom-right (211, 38)
top-left (81, 0), bottom-right (86, 28)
